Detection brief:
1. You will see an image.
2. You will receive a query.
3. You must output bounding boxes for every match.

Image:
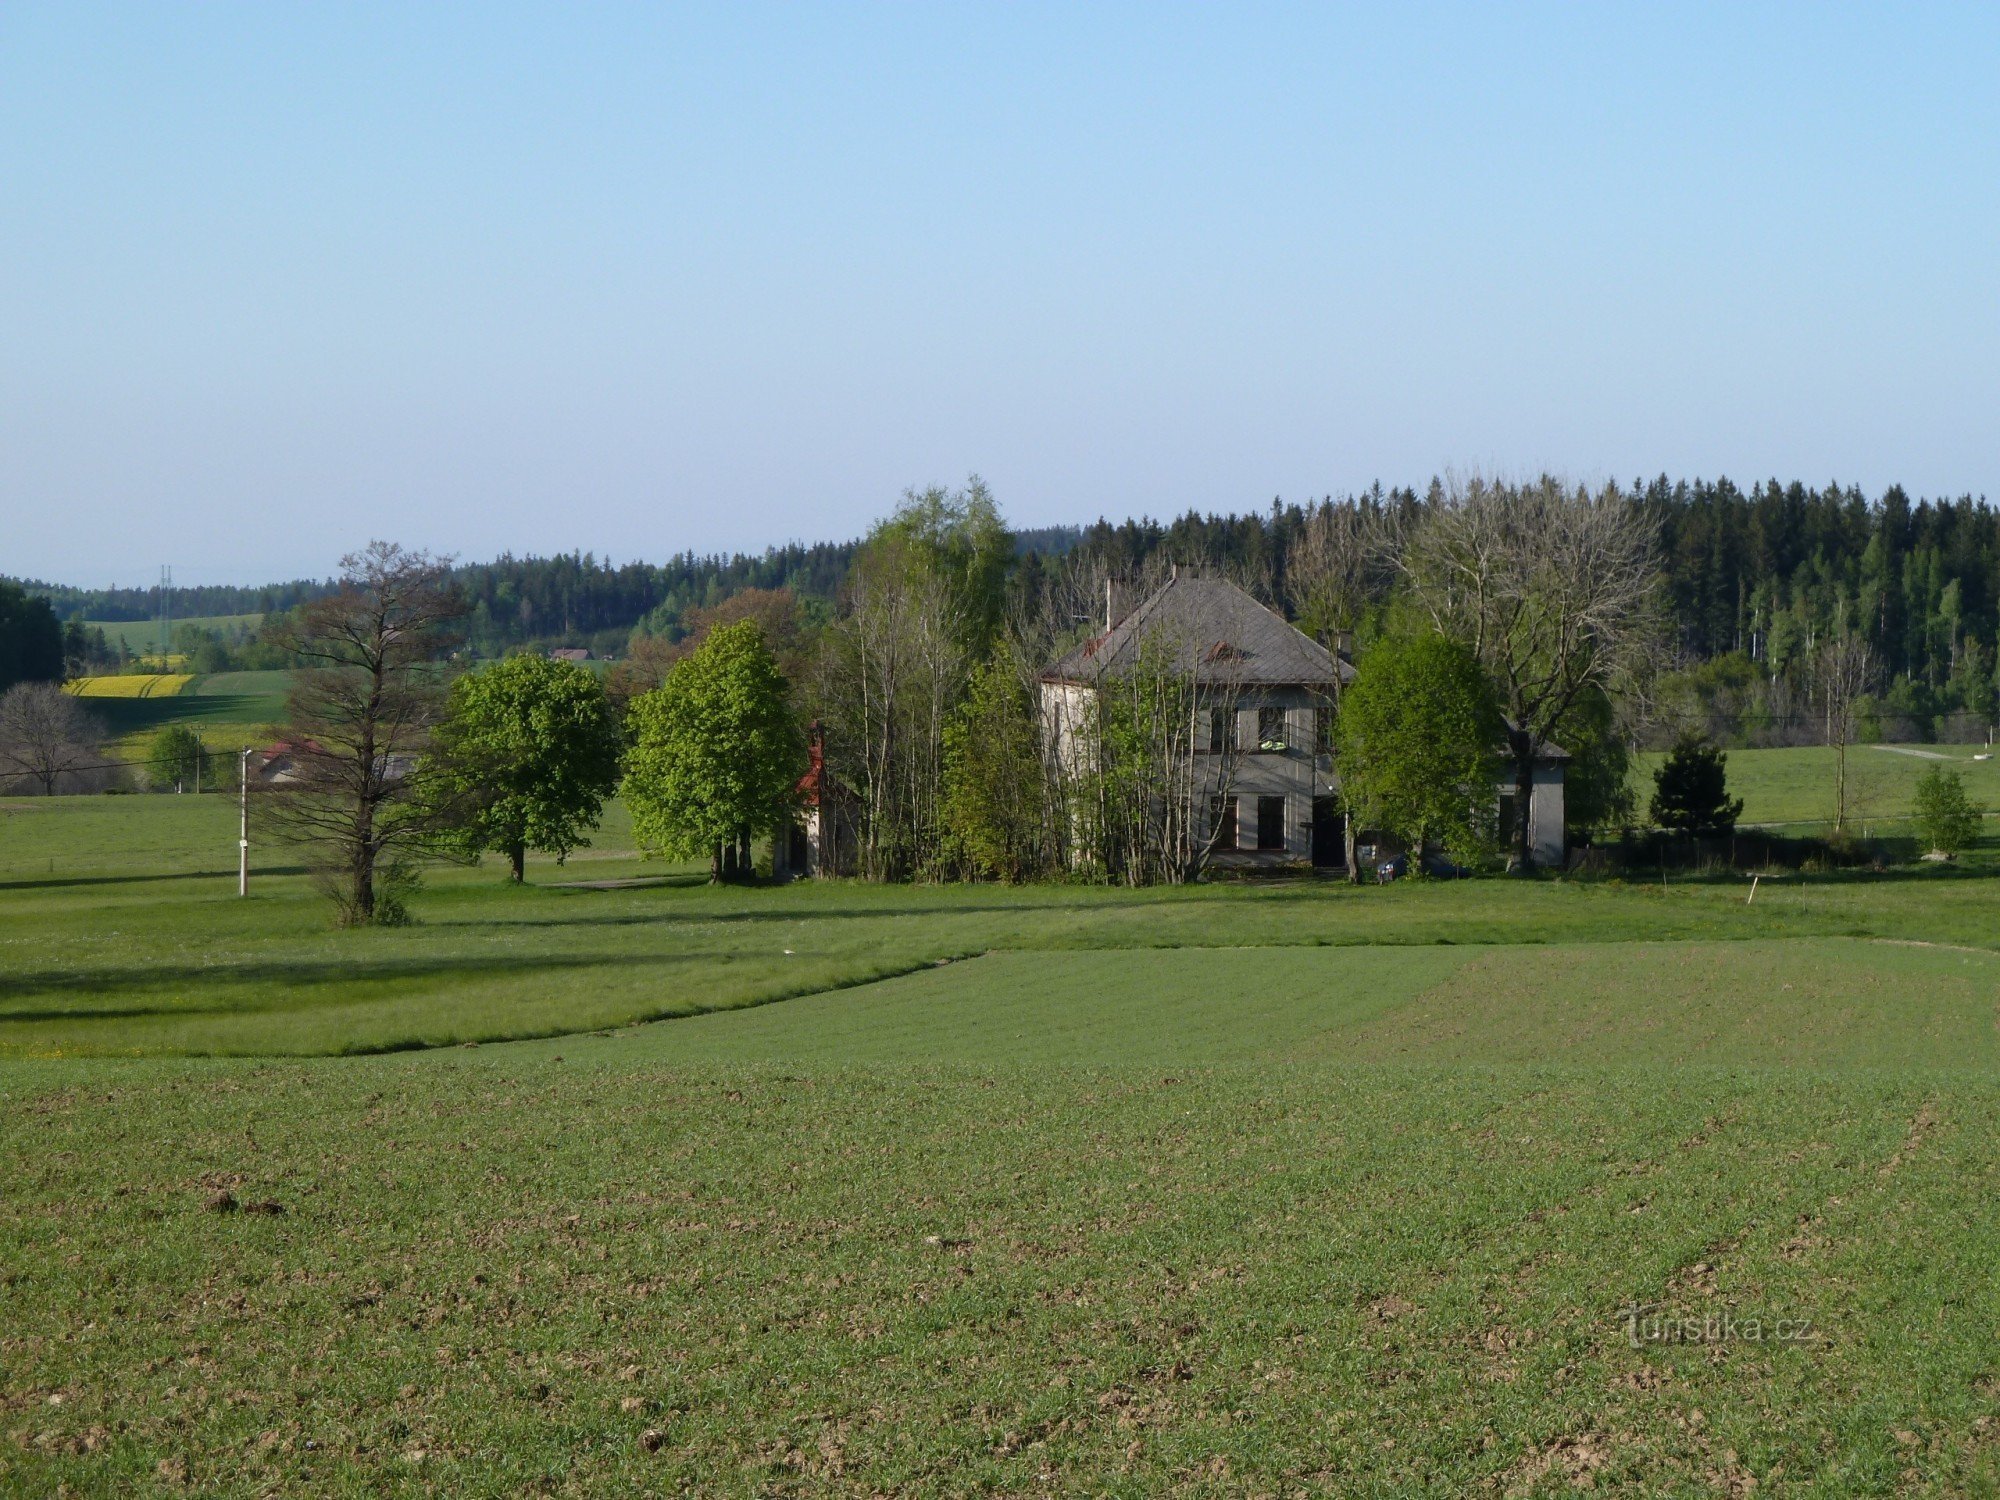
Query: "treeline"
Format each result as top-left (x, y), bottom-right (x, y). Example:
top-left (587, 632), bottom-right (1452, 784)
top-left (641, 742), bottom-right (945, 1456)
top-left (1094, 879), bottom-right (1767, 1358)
top-left (19, 577), bottom-right (335, 622)
top-left (454, 542), bottom-right (861, 656)
top-left (1036, 481), bottom-right (2000, 746)
top-left (16, 477), bottom-right (2000, 745)
top-left (9, 540), bottom-right (872, 662)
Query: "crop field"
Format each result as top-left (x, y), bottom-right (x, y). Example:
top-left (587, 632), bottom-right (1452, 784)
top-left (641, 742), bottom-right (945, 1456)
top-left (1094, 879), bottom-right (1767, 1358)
top-left (61, 669), bottom-right (295, 759)
top-left (2, 795), bottom-right (1998, 1494)
top-left (64, 673), bottom-right (195, 699)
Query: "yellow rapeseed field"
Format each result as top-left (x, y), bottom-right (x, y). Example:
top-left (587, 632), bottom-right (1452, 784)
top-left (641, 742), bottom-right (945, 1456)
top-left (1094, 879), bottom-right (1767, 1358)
top-left (64, 674), bottom-right (196, 699)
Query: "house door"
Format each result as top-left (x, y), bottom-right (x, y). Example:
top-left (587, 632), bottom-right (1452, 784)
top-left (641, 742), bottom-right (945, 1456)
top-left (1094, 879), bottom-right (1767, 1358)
top-left (1311, 796), bottom-right (1345, 867)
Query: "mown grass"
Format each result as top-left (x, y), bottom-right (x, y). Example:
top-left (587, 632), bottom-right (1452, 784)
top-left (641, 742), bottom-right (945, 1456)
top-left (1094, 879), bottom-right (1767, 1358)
top-left (82, 613), bottom-right (264, 654)
top-left (607, 939), bottom-right (2000, 1074)
top-left (2, 793), bottom-right (1997, 1059)
top-left (3, 795), bottom-right (1999, 1494)
top-left (1634, 742), bottom-right (2000, 828)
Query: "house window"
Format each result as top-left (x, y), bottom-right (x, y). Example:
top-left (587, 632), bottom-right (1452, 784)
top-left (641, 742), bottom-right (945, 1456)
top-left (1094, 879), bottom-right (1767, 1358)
top-left (1207, 707), bottom-right (1237, 754)
top-left (1257, 706), bottom-right (1288, 751)
top-left (1209, 794), bottom-right (1238, 850)
top-left (1256, 796), bottom-right (1285, 851)
top-left (1314, 704), bottom-right (1335, 752)
top-left (1498, 792), bottom-right (1519, 846)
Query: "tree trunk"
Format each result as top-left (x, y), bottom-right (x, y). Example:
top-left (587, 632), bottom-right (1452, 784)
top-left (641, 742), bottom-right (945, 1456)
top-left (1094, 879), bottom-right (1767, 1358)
top-left (736, 827), bottom-right (752, 880)
top-left (509, 842), bottom-right (526, 883)
top-left (1512, 752), bottom-right (1536, 871)
top-left (710, 842), bottom-right (724, 883)
top-left (352, 848), bottom-right (375, 924)
top-left (1833, 740), bottom-right (1848, 835)
top-left (1344, 815), bottom-right (1359, 885)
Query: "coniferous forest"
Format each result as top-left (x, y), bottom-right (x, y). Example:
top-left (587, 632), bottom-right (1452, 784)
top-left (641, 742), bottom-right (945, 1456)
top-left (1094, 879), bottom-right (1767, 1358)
top-left (10, 476), bottom-right (1999, 745)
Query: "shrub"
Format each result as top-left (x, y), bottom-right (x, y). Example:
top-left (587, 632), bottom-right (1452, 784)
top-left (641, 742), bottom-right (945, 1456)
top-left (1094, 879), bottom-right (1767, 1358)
top-left (1912, 765), bottom-right (1983, 857)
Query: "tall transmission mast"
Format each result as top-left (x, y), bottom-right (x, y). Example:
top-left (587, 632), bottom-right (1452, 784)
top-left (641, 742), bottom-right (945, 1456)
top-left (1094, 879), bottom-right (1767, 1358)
top-left (159, 565), bottom-right (173, 660)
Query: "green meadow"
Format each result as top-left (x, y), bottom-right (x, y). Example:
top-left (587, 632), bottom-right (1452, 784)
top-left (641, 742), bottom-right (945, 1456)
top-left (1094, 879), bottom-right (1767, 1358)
top-left (2, 788), bottom-right (1998, 1494)
top-left (1635, 741), bottom-right (2000, 829)
top-left (82, 613), bottom-right (265, 655)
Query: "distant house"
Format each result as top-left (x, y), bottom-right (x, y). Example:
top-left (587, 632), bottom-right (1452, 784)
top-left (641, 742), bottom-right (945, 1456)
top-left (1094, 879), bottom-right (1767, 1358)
top-left (250, 739), bottom-right (416, 787)
top-left (249, 740), bottom-right (316, 787)
top-left (1038, 572), bottom-right (1566, 874)
top-left (547, 648), bottom-right (592, 664)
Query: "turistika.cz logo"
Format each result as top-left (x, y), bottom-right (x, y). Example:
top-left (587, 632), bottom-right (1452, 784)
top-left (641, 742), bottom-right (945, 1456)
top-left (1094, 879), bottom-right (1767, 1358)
top-left (1618, 1302), bottom-right (1817, 1348)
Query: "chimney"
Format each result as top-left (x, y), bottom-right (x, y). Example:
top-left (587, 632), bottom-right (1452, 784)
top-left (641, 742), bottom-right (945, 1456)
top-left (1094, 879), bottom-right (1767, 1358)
top-left (1105, 579), bottom-right (1122, 632)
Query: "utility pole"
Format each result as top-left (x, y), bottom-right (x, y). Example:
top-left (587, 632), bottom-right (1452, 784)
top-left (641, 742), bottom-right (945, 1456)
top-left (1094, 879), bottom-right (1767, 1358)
top-left (239, 747), bottom-right (251, 897)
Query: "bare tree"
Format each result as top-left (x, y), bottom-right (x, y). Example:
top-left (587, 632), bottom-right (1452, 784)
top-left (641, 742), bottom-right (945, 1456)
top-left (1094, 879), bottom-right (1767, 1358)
top-left (260, 543), bottom-right (470, 925)
top-left (1813, 628), bottom-right (1876, 836)
top-left (1285, 499), bottom-right (1389, 644)
top-left (0, 682), bottom-right (104, 795)
top-left (1392, 475), bottom-right (1662, 868)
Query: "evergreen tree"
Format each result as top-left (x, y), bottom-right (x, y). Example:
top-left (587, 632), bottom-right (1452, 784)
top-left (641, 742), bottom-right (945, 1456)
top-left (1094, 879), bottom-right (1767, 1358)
top-left (0, 582), bottom-right (64, 693)
top-left (1648, 735), bottom-right (1744, 836)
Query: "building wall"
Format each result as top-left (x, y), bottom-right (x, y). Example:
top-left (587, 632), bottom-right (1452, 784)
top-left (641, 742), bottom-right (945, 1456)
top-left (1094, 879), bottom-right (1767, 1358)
top-left (1200, 693), bottom-right (1333, 866)
top-left (1528, 762), bottom-right (1566, 867)
top-left (1043, 680), bottom-right (1569, 872)
top-left (1044, 683), bottom-right (1337, 867)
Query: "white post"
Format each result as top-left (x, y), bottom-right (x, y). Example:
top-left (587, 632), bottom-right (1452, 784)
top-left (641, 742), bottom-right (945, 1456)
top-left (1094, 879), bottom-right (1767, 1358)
top-left (239, 748), bottom-right (251, 897)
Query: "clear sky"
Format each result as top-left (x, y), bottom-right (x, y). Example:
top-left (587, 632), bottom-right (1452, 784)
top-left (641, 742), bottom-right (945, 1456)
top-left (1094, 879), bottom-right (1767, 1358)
top-left (4, 3), bottom-right (1996, 586)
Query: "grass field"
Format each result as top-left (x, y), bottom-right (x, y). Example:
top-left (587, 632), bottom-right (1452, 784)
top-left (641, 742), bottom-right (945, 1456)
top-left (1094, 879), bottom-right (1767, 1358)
top-left (82, 613), bottom-right (264, 654)
top-left (2, 796), bottom-right (1998, 1494)
top-left (1635, 742), bottom-right (2000, 829)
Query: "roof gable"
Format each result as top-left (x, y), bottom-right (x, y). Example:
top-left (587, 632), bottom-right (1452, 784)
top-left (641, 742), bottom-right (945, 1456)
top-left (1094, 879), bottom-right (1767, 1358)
top-left (1042, 573), bottom-right (1353, 687)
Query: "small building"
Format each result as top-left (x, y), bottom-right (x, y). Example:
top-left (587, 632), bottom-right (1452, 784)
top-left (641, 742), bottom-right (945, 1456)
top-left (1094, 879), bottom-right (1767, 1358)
top-left (547, 648), bottom-right (593, 664)
top-left (1038, 572), bottom-right (1567, 874)
top-left (249, 740), bottom-right (316, 787)
top-left (774, 721), bottom-right (857, 878)
top-left (250, 740), bottom-right (417, 788)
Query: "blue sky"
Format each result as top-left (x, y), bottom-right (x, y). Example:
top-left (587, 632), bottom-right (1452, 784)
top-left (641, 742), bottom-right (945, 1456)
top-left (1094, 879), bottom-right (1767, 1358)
top-left (4, 3), bottom-right (1996, 585)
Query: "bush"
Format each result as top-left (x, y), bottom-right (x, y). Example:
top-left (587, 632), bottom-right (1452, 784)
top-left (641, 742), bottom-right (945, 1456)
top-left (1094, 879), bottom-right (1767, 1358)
top-left (1912, 766), bottom-right (1983, 857)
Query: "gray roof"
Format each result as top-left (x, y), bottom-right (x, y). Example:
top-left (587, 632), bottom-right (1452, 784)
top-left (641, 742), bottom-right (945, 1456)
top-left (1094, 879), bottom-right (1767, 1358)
top-left (1042, 573), bottom-right (1354, 688)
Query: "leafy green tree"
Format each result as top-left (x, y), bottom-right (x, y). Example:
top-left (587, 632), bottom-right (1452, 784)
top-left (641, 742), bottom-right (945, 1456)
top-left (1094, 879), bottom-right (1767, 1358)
top-left (1913, 766), bottom-right (1983, 857)
top-left (624, 622), bottom-right (805, 881)
top-left (432, 654), bottom-right (623, 881)
top-left (1333, 630), bottom-right (1503, 867)
top-left (0, 581), bottom-right (64, 694)
top-left (941, 645), bottom-right (1044, 881)
top-left (820, 479), bottom-right (1013, 879)
top-left (1648, 734), bottom-right (1744, 836)
top-left (149, 725), bottom-right (208, 792)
